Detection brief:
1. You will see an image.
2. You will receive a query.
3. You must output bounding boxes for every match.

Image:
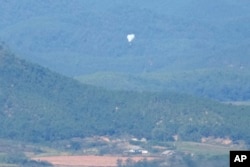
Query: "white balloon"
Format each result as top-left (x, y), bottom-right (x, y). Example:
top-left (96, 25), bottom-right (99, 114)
top-left (127, 34), bottom-right (135, 42)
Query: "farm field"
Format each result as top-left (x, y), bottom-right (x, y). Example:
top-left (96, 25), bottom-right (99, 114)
top-left (175, 141), bottom-right (241, 156)
top-left (32, 155), bottom-right (156, 167)
top-left (0, 137), bottom-right (245, 167)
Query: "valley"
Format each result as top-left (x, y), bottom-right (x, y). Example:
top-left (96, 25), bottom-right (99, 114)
top-left (0, 135), bottom-right (244, 167)
top-left (1, 44), bottom-right (250, 166)
top-left (1, 1), bottom-right (250, 166)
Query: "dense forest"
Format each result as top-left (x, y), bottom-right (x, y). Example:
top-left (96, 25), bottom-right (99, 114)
top-left (1, 1), bottom-right (250, 166)
top-left (1, 45), bottom-right (250, 145)
top-left (76, 68), bottom-right (250, 101)
top-left (1, 0), bottom-right (250, 102)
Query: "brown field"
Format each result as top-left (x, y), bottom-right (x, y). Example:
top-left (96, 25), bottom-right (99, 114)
top-left (32, 155), bottom-right (156, 167)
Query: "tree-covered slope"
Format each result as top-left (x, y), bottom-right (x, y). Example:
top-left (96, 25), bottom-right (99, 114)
top-left (1, 1), bottom-right (249, 102)
top-left (0, 0), bottom-right (249, 76)
top-left (1, 46), bottom-right (250, 144)
top-left (76, 68), bottom-right (250, 101)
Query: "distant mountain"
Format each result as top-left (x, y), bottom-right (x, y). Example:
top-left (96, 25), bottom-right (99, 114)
top-left (1, 45), bottom-right (250, 144)
top-left (76, 68), bottom-right (250, 101)
top-left (0, 1), bottom-right (250, 101)
top-left (0, 0), bottom-right (249, 75)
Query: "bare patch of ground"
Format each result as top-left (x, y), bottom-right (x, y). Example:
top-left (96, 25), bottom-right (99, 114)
top-left (32, 155), bottom-right (155, 167)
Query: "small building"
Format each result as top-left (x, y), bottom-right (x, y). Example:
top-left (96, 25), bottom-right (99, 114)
top-left (141, 150), bottom-right (149, 154)
top-left (161, 150), bottom-right (174, 156)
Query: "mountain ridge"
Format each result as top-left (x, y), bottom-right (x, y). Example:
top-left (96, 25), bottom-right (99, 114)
top-left (1, 46), bottom-right (250, 145)
top-left (1, 1), bottom-right (249, 75)
top-left (1, 1), bottom-right (249, 101)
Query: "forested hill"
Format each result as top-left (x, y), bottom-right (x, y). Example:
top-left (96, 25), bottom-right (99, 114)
top-left (76, 69), bottom-right (250, 101)
top-left (1, 1), bottom-right (250, 101)
top-left (1, 0), bottom-right (249, 76)
top-left (1, 46), bottom-right (250, 144)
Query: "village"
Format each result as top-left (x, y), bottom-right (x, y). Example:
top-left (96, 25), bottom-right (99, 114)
top-left (46, 134), bottom-right (244, 157)
top-left (28, 135), bottom-right (245, 167)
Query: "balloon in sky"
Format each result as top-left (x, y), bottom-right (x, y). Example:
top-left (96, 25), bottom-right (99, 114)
top-left (127, 34), bottom-right (135, 43)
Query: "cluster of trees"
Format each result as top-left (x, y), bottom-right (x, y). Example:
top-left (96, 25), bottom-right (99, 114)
top-left (1, 47), bottom-right (250, 146)
top-left (116, 153), bottom-right (228, 167)
top-left (150, 69), bottom-right (250, 101)
top-left (77, 68), bottom-right (250, 101)
top-left (0, 152), bottom-right (52, 167)
top-left (117, 158), bottom-right (162, 167)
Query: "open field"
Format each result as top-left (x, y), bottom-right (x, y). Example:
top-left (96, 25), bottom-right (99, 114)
top-left (32, 155), bottom-right (156, 167)
top-left (175, 141), bottom-right (243, 156)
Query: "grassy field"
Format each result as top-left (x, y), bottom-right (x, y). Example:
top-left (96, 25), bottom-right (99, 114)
top-left (175, 141), bottom-right (243, 156)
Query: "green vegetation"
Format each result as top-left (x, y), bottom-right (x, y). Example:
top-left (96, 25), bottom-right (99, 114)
top-left (1, 46), bottom-right (250, 146)
top-left (1, 1), bottom-right (250, 73)
top-left (76, 68), bottom-right (250, 101)
top-left (0, 151), bottom-right (52, 167)
top-left (175, 141), bottom-right (234, 156)
top-left (1, 2), bottom-right (250, 166)
top-left (0, 1), bottom-right (250, 102)
top-left (117, 153), bottom-right (229, 167)
top-left (0, 139), bottom-right (54, 166)
top-left (0, 152), bottom-right (52, 167)
top-left (117, 158), bottom-right (163, 167)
